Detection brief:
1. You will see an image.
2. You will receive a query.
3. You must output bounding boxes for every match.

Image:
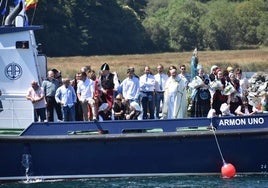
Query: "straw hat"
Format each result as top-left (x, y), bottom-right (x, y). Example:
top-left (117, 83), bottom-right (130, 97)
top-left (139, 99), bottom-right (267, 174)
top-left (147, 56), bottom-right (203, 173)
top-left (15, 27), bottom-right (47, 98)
top-left (115, 94), bottom-right (123, 100)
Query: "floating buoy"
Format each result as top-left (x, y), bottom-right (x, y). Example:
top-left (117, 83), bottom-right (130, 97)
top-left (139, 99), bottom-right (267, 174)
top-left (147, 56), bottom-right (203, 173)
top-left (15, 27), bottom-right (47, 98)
top-left (221, 163), bottom-right (236, 178)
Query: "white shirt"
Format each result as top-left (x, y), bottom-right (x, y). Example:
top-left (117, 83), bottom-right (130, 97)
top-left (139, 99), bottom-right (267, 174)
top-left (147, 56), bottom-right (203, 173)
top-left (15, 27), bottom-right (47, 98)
top-left (26, 86), bottom-right (46, 109)
top-left (77, 78), bottom-right (94, 101)
top-left (154, 73), bottom-right (168, 92)
top-left (121, 76), bottom-right (140, 100)
top-left (55, 85), bottom-right (77, 107)
top-left (139, 74), bottom-right (155, 92)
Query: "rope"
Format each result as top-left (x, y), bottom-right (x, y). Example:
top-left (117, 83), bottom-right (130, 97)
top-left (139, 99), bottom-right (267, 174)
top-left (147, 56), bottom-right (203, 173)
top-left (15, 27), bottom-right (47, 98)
top-left (210, 119), bottom-right (226, 164)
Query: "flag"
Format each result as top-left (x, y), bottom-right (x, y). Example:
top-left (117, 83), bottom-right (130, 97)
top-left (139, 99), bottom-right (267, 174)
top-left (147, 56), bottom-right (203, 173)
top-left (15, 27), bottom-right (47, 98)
top-left (25, 0), bottom-right (38, 11)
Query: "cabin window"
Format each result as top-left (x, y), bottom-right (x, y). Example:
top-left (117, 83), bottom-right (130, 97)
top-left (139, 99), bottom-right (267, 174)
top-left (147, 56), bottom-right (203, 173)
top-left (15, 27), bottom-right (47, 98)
top-left (16, 41), bottom-right (29, 49)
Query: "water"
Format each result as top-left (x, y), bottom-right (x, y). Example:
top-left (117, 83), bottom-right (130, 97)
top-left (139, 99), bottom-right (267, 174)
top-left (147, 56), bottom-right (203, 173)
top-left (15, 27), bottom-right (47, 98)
top-left (0, 175), bottom-right (268, 188)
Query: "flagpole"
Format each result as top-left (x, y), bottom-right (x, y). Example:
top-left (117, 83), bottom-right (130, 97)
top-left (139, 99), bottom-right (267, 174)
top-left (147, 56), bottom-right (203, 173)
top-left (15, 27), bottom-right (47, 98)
top-left (30, 4), bottom-right (37, 25)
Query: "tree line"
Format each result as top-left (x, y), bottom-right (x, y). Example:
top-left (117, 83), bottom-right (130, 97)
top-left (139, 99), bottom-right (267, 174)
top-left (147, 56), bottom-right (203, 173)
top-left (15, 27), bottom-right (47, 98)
top-left (3, 0), bottom-right (267, 56)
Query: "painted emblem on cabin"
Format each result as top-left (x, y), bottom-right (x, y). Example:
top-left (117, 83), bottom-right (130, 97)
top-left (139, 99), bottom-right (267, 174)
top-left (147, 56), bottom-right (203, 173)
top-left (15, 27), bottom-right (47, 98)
top-left (5, 63), bottom-right (22, 80)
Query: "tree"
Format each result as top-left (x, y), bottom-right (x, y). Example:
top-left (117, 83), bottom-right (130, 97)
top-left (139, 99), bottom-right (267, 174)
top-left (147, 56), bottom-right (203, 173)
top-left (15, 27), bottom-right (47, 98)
top-left (200, 0), bottom-right (238, 50)
top-left (235, 0), bottom-right (268, 46)
top-left (30, 0), bottom-right (151, 56)
top-left (166, 0), bottom-right (206, 51)
top-left (142, 7), bottom-right (170, 51)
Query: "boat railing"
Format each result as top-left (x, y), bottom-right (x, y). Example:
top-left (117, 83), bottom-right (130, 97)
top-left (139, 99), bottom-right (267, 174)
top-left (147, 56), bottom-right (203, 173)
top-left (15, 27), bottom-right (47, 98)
top-left (0, 96), bottom-right (33, 129)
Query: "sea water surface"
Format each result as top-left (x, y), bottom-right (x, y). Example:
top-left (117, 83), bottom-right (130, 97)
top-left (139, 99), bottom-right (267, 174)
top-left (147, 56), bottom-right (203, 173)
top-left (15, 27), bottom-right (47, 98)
top-left (1, 175), bottom-right (268, 188)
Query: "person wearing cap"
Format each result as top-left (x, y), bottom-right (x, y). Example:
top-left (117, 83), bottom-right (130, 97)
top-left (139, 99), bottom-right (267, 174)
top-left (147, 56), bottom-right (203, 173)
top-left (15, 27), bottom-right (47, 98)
top-left (121, 67), bottom-right (140, 106)
top-left (100, 63), bottom-right (119, 110)
top-left (162, 67), bottom-right (186, 119)
top-left (42, 70), bottom-right (63, 122)
top-left (139, 66), bottom-right (156, 119)
top-left (209, 65), bottom-right (218, 82)
top-left (55, 78), bottom-right (77, 121)
top-left (154, 64), bottom-right (168, 119)
top-left (113, 94), bottom-right (126, 120)
top-left (77, 72), bottom-right (97, 121)
top-left (26, 80), bottom-right (46, 122)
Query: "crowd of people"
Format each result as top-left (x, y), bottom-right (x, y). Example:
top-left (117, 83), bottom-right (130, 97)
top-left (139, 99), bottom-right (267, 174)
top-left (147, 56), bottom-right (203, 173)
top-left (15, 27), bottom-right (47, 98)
top-left (26, 50), bottom-right (268, 122)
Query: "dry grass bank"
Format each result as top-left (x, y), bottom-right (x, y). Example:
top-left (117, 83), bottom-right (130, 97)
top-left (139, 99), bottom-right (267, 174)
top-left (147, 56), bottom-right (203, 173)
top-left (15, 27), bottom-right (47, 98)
top-left (48, 49), bottom-right (268, 80)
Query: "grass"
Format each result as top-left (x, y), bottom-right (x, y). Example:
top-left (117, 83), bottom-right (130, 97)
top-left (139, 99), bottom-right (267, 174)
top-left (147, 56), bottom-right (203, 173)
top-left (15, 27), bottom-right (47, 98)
top-left (47, 49), bottom-right (268, 80)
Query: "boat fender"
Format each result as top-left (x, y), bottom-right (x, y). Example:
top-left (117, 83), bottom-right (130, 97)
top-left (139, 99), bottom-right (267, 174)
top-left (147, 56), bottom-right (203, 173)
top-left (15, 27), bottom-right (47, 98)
top-left (221, 163), bottom-right (236, 178)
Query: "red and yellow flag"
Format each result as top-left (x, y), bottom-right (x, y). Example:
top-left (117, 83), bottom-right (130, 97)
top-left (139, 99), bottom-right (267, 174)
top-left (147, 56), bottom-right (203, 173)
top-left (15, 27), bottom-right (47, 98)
top-left (25, 0), bottom-right (38, 11)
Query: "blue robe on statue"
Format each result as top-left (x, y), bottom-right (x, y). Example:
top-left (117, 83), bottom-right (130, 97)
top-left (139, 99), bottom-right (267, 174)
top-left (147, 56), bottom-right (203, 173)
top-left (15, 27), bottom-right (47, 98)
top-left (190, 55), bottom-right (198, 81)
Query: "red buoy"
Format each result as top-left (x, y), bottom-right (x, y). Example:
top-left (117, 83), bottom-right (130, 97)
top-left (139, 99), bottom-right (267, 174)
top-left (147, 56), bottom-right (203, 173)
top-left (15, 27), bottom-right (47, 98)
top-left (221, 163), bottom-right (236, 178)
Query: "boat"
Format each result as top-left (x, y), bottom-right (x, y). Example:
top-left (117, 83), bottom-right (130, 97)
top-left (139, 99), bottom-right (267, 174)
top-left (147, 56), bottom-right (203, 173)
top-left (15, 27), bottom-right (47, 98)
top-left (0, 0), bottom-right (268, 182)
top-left (1, 115), bottom-right (268, 181)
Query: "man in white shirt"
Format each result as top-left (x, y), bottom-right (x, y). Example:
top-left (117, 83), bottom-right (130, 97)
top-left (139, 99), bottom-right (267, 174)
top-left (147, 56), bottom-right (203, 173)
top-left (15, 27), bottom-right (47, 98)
top-left (55, 78), bottom-right (77, 121)
top-left (154, 64), bottom-right (168, 119)
top-left (140, 66), bottom-right (156, 119)
top-left (26, 80), bottom-right (46, 122)
top-left (77, 72), bottom-right (97, 121)
top-left (121, 68), bottom-right (140, 106)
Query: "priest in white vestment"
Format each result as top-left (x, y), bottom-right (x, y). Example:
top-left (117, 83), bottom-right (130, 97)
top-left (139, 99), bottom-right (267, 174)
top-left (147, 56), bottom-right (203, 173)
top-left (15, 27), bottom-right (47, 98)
top-left (162, 68), bottom-right (186, 119)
